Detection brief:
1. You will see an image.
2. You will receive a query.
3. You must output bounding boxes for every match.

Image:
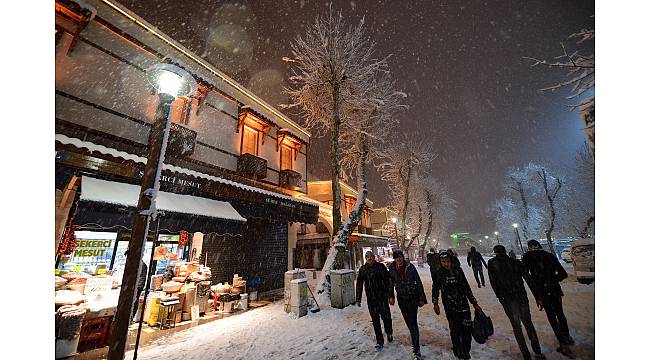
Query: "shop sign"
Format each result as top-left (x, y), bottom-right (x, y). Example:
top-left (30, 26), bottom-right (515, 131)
top-left (134, 170), bottom-right (202, 190)
top-left (84, 276), bottom-right (113, 294)
top-left (265, 197), bottom-right (297, 209)
top-left (73, 240), bottom-right (113, 258)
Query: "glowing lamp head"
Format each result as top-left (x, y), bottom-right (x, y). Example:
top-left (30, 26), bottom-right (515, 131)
top-left (391, 217), bottom-right (398, 224)
top-left (494, 231), bottom-right (499, 236)
top-left (146, 63), bottom-right (196, 98)
top-left (484, 236), bottom-right (489, 239)
top-left (513, 223), bottom-right (518, 228)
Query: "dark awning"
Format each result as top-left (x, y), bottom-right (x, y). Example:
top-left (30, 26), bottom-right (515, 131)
top-left (74, 176), bottom-right (246, 235)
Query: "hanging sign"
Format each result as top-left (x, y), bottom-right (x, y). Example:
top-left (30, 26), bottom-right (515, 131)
top-left (84, 276), bottom-right (113, 294)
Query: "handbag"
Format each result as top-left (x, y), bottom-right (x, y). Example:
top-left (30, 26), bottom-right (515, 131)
top-left (471, 310), bottom-right (494, 344)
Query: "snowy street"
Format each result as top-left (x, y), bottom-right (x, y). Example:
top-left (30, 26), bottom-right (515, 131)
top-left (129, 257), bottom-right (594, 360)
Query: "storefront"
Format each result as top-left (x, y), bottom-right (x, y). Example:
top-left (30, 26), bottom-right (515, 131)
top-left (54, 142), bottom-right (317, 356)
top-left (349, 233), bottom-right (393, 271)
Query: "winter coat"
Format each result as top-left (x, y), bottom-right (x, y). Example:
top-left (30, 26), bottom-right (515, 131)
top-left (356, 261), bottom-right (392, 306)
top-left (522, 249), bottom-right (568, 299)
top-left (467, 250), bottom-right (488, 269)
top-left (427, 252), bottom-right (441, 274)
top-left (432, 266), bottom-right (477, 313)
top-left (450, 253), bottom-right (462, 269)
top-left (388, 261), bottom-right (427, 305)
top-left (487, 254), bottom-right (531, 304)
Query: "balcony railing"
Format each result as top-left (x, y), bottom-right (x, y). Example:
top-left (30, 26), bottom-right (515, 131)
top-left (237, 153), bottom-right (267, 180)
top-left (279, 169), bottom-right (302, 190)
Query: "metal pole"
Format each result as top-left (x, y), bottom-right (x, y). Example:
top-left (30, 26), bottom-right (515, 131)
top-left (133, 215), bottom-right (161, 360)
top-left (108, 93), bottom-right (175, 360)
top-left (515, 228), bottom-right (524, 253)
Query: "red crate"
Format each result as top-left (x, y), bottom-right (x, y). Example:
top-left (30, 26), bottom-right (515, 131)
top-left (77, 316), bottom-right (112, 353)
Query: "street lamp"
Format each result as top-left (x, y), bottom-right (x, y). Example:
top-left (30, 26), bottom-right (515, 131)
top-left (512, 223), bottom-right (524, 253)
top-left (494, 231), bottom-right (500, 245)
top-left (108, 62), bottom-right (196, 360)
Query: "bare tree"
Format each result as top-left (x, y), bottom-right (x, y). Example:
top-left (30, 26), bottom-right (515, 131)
top-left (528, 163), bottom-right (564, 257)
top-left (524, 27), bottom-right (594, 112)
top-left (413, 177), bottom-right (457, 253)
top-left (525, 25), bottom-right (595, 157)
top-left (377, 135), bottom-right (436, 254)
top-left (284, 10), bottom-right (388, 237)
top-left (558, 143), bottom-right (595, 238)
top-left (504, 166), bottom-right (536, 240)
top-left (313, 72), bottom-right (406, 303)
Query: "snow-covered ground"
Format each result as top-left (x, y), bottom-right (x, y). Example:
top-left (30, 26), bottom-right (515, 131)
top-left (129, 256), bottom-right (594, 360)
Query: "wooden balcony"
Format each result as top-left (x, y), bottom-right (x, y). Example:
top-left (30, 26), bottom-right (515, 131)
top-left (279, 169), bottom-right (302, 190)
top-left (237, 153), bottom-right (267, 180)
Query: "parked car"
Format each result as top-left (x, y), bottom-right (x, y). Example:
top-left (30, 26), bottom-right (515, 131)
top-left (560, 248), bottom-right (573, 263)
top-left (570, 239), bottom-right (595, 284)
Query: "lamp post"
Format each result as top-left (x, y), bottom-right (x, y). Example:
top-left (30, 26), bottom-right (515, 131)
top-left (108, 63), bottom-right (196, 360)
top-left (513, 223), bottom-right (524, 254)
top-left (494, 231), bottom-right (499, 245)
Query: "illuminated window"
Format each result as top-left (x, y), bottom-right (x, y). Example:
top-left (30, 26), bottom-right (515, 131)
top-left (241, 125), bottom-right (259, 155)
top-left (280, 145), bottom-right (293, 170)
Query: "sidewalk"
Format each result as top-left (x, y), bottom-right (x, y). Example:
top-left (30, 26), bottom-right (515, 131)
top-left (71, 298), bottom-right (278, 360)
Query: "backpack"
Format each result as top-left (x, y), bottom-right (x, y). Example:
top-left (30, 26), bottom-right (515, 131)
top-left (471, 311), bottom-right (494, 344)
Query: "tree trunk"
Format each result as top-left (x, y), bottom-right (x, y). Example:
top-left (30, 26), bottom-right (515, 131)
top-left (540, 169), bottom-right (561, 258)
top-left (315, 134), bottom-right (369, 305)
top-left (330, 83), bottom-right (342, 237)
top-left (399, 158), bottom-right (413, 251)
top-left (419, 191), bottom-right (433, 253)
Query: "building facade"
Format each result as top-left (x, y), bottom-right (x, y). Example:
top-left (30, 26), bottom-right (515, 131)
top-left (293, 180), bottom-right (391, 271)
top-left (55, 0), bottom-right (318, 293)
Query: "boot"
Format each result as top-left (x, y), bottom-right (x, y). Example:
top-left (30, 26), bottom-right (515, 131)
top-left (556, 345), bottom-right (576, 359)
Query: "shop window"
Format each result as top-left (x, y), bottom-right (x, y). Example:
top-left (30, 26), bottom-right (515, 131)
top-left (280, 144), bottom-right (293, 170)
top-left (241, 124), bottom-right (259, 155)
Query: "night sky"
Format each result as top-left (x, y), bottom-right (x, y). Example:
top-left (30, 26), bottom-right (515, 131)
top-left (120, 0), bottom-right (594, 236)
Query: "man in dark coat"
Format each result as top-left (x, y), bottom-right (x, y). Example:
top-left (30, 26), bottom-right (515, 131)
top-left (467, 246), bottom-right (488, 288)
top-left (432, 250), bottom-right (483, 360)
top-left (447, 248), bottom-right (462, 269)
top-left (488, 245), bottom-right (545, 360)
top-left (387, 249), bottom-right (427, 360)
top-left (356, 251), bottom-right (394, 350)
top-left (426, 248), bottom-right (441, 279)
top-left (522, 240), bottom-right (575, 358)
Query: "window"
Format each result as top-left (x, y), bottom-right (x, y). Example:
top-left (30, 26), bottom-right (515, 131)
top-left (241, 124), bottom-right (259, 155)
top-left (280, 145), bottom-right (293, 170)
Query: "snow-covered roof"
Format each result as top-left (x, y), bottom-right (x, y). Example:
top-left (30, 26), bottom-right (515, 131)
top-left (56, 134), bottom-right (316, 207)
top-left (80, 176), bottom-right (247, 222)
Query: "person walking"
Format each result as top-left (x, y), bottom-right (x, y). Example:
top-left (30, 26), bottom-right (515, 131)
top-left (426, 248), bottom-right (441, 279)
top-left (356, 251), bottom-right (394, 350)
top-left (387, 249), bottom-right (427, 360)
top-left (447, 248), bottom-right (462, 269)
top-left (488, 245), bottom-right (545, 360)
top-left (522, 240), bottom-right (575, 359)
top-left (467, 246), bottom-right (488, 288)
top-left (432, 251), bottom-right (483, 360)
